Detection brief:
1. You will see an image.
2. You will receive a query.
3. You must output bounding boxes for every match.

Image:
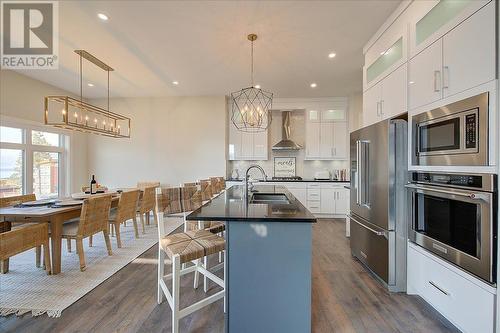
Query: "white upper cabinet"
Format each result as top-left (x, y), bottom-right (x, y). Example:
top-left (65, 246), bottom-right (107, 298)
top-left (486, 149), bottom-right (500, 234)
top-left (408, 0), bottom-right (490, 57)
top-left (408, 1), bottom-right (495, 110)
top-left (381, 64), bottom-right (407, 119)
top-left (363, 64), bottom-right (407, 127)
top-left (319, 123), bottom-right (334, 158)
top-left (363, 82), bottom-right (382, 127)
top-left (228, 102), bottom-right (269, 161)
top-left (442, 1), bottom-right (495, 98)
top-left (228, 118), bottom-right (241, 161)
top-left (252, 130), bottom-right (268, 160)
top-left (240, 131), bottom-right (254, 159)
top-left (321, 109), bottom-right (346, 122)
top-left (332, 122), bottom-right (348, 158)
top-left (307, 109), bottom-right (320, 122)
top-left (408, 40), bottom-right (443, 110)
top-left (305, 121), bottom-right (321, 158)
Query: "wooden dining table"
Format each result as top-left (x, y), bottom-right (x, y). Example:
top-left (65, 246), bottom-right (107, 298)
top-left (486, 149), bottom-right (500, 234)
top-left (0, 194), bottom-right (122, 275)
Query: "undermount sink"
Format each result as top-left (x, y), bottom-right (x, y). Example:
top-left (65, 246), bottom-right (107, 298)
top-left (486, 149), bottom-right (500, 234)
top-left (250, 193), bottom-right (290, 204)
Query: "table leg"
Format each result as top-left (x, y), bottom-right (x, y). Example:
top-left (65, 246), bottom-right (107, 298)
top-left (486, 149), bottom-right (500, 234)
top-left (0, 221), bottom-right (11, 274)
top-left (51, 217), bottom-right (63, 275)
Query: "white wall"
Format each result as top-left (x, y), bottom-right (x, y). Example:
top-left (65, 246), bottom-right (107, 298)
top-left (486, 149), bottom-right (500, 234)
top-left (87, 96), bottom-right (226, 187)
top-left (0, 70), bottom-right (89, 193)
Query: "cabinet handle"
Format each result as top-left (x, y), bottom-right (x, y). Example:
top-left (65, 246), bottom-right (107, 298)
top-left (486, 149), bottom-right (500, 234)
top-left (433, 70), bottom-right (441, 92)
top-left (429, 281), bottom-right (450, 296)
top-left (331, 148), bottom-right (334, 156)
top-left (376, 101), bottom-right (380, 116)
top-left (443, 66), bottom-right (449, 89)
top-left (380, 100), bottom-right (384, 117)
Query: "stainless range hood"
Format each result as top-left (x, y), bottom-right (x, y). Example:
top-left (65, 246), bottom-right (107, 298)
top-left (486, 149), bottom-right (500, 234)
top-left (272, 111), bottom-right (302, 151)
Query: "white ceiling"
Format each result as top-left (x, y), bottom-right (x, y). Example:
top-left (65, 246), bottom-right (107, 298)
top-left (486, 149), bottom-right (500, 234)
top-left (14, 1), bottom-right (400, 98)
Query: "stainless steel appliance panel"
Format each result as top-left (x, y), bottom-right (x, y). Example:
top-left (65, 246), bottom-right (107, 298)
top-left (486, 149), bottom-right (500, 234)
top-left (349, 214), bottom-right (394, 284)
top-left (407, 172), bottom-right (496, 284)
top-left (412, 92), bottom-right (488, 166)
top-left (351, 120), bottom-right (407, 230)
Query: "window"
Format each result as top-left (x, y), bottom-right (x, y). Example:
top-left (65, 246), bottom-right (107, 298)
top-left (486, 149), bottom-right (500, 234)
top-left (0, 123), bottom-right (68, 198)
top-left (0, 148), bottom-right (23, 197)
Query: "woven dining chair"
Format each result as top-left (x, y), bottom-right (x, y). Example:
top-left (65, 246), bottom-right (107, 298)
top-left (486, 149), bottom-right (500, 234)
top-left (180, 185), bottom-right (204, 232)
top-left (0, 193), bottom-right (45, 270)
top-left (58, 195), bottom-right (113, 271)
top-left (199, 179), bottom-right (213, 203)
top-left (137, 186), bottom-right (158, 232)
top-left (137, 181), bottom-right (160, 190)
top-left (0, 221), bottom-right (51, 274)
top-left (0, 194), bottom-right (36, 208)
top-left (209, 177), bottom-right (221, 196)
top-left (108, 190), bottom-right (140, 248)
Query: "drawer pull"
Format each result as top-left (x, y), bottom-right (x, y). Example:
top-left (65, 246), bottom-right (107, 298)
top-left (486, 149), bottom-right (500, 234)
top-left (429, 281), bottom-right (450, 296)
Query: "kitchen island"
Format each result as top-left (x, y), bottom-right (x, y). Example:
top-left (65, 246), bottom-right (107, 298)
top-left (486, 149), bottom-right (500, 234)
top-left (186, 185), bottom-right (316, 333)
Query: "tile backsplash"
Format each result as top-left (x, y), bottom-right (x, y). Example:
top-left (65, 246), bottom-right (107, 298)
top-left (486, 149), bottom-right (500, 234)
top-left (227, 110), bottom-right (350, 180)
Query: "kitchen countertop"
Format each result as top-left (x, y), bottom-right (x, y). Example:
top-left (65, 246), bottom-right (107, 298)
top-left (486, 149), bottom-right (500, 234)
top-left (226, 178), bottom-right (350, 183)
top-left (186, 185), bottom-right (317, 223)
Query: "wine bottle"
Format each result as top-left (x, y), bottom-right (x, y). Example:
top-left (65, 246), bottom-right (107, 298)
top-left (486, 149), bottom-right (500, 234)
top-left (90, 175), bottom-right (97, 195)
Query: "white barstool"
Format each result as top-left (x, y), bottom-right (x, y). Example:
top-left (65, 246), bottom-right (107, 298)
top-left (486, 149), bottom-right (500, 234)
top-left (156, 188), bottom-right (225, 333)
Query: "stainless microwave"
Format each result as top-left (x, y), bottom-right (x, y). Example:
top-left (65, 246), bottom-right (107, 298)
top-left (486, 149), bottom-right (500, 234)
top-left (412, 92), bottom-right (489, 166)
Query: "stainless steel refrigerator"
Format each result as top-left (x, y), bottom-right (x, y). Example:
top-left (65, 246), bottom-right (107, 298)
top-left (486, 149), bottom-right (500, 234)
top-left (349, 118), bottom-right (408, 292)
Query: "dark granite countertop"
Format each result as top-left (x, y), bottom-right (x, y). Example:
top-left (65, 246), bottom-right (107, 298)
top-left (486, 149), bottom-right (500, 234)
top-left (226, 178), bottom-right (350, 183)
top-left (186, 185), bottom-right (317, 223)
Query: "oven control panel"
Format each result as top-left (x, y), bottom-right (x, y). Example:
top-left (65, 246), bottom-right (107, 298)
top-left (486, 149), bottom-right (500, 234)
top-left (413, 172), bottom-right (483, 188)
top-left (465, 113), bottom-right (477, 149)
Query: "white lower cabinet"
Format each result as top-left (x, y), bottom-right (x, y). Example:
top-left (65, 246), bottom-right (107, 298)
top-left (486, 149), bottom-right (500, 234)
top-left (251, 181), bottom-right (349, 217)
top-left (407, 243), bottom-right (495, 333)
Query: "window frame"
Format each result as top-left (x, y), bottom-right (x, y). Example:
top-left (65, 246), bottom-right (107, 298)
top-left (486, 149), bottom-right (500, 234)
top-left (0, 117), bottom-right (70, 198)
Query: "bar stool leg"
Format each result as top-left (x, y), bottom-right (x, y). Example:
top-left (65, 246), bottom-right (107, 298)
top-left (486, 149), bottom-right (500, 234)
top-left (203, 256), bottom-right (209, 292)
top-left (172, 255), bottom-right (181, 333)
top-left (193, 259), bottom-right (201, 289)
top-left (157, 247), bottom-right (165, 304)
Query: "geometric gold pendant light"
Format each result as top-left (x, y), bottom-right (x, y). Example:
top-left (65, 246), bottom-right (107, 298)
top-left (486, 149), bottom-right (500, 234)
top-left (44, 50), bottom-right (131, 138)
top-left (230, 34), bottom-right (273, 133)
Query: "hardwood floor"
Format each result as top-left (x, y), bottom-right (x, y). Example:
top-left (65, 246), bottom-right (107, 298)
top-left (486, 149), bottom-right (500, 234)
top-left (0, 219), bottom-right (459, 333)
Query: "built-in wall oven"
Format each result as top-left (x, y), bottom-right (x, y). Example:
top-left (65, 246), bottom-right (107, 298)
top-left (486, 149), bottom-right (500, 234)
top-left (406, 171), bottom-right (496, 284)
top-left (412, 92), bottom-right (489, 166)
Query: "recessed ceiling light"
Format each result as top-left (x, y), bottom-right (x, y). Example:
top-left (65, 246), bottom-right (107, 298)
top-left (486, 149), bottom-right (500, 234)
top-left (87, 83), bottom-right (94, 87)
top-left (97, 13), bottom-right (109, 21)
top-left (255, 84), bottom-right (261, 89)
top-left (409, 81), bottom-right (415, 85)
top-left (328, 53), bottom-right (336, 58)
top-left (172, 81), bottom-right (179, 85)
top-left (310, 83), bottom-right (317, 88)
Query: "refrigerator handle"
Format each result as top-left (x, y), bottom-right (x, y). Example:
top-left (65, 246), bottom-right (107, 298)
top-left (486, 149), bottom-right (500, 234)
top-left (356, 140), bottom-right (361, 205)
top-left (358, 140), bottom-right (370, 207)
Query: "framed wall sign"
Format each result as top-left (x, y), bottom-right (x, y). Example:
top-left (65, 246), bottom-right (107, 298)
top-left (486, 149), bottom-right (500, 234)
top-left (274, 157), bottom-right (296, 177)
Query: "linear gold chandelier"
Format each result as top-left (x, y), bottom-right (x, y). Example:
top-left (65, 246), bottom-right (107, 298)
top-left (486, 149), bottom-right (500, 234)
top-left (44, 50), bottom-right (130, 138)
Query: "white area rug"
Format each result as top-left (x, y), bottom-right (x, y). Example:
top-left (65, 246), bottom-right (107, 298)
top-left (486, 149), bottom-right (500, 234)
top-left (0, 217), bottom-right (183, 318)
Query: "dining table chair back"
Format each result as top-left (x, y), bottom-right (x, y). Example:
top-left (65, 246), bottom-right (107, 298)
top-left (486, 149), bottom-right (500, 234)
top-left (157, 187), bottom-right (182, 216)
top-left (209, 177), bottom-right (221, 195)
top-left (183, 182), bottom-right (197, 187)
top-left (139, 186), bottom-right (156, 214)
top-left (180, 186), bottom-right (202, 213)
top-left (78, 195), bottom-right (113, 238)
top-left (217, 177), bottom-right (226, 191)
top-left (137, 181), bottom-right (160, 190)
top-left (109, 190), bottom-right (140, 246)
top-left (0, 222), bottom-right (51, 274)
top-left (199, 179), bottom-right (213, 202)
top-left (0, 194), bottom-right (36, 208)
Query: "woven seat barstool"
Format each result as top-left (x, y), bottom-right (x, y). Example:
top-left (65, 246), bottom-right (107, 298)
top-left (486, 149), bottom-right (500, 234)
top-left (156, 188), bottom-right (225, 333)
